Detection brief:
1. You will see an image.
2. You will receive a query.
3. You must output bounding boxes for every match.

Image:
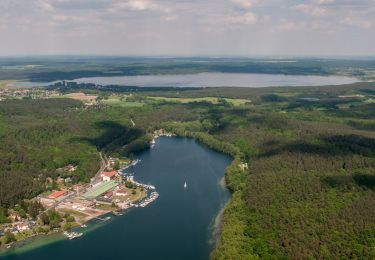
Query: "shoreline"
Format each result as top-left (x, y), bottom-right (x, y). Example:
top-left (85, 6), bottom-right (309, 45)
top-left (0, 158), bottom-right (157, 255)
top-left (1, 135), bottom-right (231, 258)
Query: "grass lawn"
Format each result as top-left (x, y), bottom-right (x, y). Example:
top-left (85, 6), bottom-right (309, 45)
top-left (101, 98), bottom-right (145, 107)
top-left (113, 187), bottom-right (147, 203)
top-left (95, 204), bottom-right (117, 211)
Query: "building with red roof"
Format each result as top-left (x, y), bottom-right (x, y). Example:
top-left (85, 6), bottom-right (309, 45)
top-left (102, 171), bottom-right (117, 181)
top-left (115, 189), bottom-right (128, 197)
top-left (48, 190), bottom-right (67, 199)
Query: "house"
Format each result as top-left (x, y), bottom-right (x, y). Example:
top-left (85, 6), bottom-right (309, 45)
top-left (104, 191), bottom-right (113, 199)
top-left (66, 165), bottom-right (77, 172)
top-left (102, 171), bottom-right (117, 181)
top-left (56, 177), bottom-right (65, 183)
top-left (115, 189), bottom-right (128, 197)
top-left (48, 190), bottom-right (67, 199)
top-left (16, 222), bottom-right (30, 232)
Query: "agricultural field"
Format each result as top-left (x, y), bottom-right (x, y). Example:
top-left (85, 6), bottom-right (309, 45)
top-left (63, 92), bottom-right (98, 103)
top-left (0, 80), bottom-right (17, 89)
top-left (147, 96), bottom-right (251, 106)
top-left (101, 97), bottom-right (145, 108)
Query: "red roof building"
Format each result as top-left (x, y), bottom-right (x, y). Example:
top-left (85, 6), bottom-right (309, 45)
top-left (115, 189), bottom-right (128, 197)
top-left (48, 190), bottom-right (67, 199)
top-left (102, 171), bottom-right (117, 181)
top-left (104, 191), bottom-right (113, 199)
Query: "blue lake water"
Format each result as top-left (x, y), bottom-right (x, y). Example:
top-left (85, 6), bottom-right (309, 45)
top-left (2, 137), bottom-right (232, 260)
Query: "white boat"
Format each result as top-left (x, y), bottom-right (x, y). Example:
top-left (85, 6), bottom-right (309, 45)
top-left (184, 181), bottom-right (187, 189)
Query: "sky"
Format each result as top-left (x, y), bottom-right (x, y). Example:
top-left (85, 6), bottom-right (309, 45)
top-left (0, 0), bottom-right (374, 56)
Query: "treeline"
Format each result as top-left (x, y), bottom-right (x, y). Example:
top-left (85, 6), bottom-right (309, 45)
top-left (0, 85), bottom-right (374, 258)
top-left (0, 99), bottom-right (202, 207)
top-left (204, 105), bottom-right (375, 259)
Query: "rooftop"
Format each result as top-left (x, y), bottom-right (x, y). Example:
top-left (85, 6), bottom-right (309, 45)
top-left (48, 190), bottom-right (67, 199)
top-left (103, 171), bottom-right (117, 178)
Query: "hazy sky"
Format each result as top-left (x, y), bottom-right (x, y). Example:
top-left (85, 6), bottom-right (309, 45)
top-left (0, 0), bottom-right (374, 56)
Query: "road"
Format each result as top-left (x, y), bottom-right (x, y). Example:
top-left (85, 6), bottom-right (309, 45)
top-left (38, 152), bottom-right (108, 216)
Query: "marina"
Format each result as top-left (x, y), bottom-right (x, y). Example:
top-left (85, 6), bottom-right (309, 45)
top-left (2, 137), bottom-right (231, 260)
top-left (63, 232), bottom-right (83, 240)
top-left (139, 192), bottom-right (159, 208)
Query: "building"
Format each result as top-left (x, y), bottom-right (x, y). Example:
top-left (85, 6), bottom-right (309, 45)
top-left (48, 190), bottom-right (67, 199)
top-left (16, 222), bottom-right (30, 232)
top-left (102, 171), bottom-right (117, 182)
top-left (115, 190), bottom-right (128, 197)
top-left (104, 191), bottom-right (113, 199)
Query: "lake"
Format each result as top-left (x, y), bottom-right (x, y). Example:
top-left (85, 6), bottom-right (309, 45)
top-left (16, 72), bottom-right (359, 88)
top-left (2, 137), bottom-right (232, 260)
top-left (73, 73), bottom-right (358, 87)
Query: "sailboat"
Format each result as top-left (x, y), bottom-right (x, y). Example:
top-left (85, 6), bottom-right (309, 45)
top-left (184, 181), bottom-right (187, 189)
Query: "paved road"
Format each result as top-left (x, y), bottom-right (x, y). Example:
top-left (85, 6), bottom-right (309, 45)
top-left (38, 152), bottom-right (107, 216)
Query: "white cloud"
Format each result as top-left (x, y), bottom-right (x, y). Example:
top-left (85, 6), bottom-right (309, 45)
top-left (314, 0), bottom-right (335, 4)
top-left (341, 17), bottom-right (373, 28)
top-left (231, 0), bottom-right (259, 9)
top-left (223, 12), bottom-right (258, 25)
top-left (37, 1), bottom-right (55, 11)
top-left (110, 0), bottom-right (161, 12)
top-left (0, 0), bottom-right (374, 55)
top-left (276, 19), bottom-right (305, 31)
top-left (161, 15), bottom-right (177, 22)
top-left (292, 4), bottom-right (327, 16)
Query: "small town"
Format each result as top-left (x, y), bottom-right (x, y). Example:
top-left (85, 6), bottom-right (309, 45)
top-left (0, 154), bottom-right (160, 248)
top-left (0, 129), bottom-right (177, 249)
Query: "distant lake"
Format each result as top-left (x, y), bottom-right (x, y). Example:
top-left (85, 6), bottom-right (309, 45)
top-left (73, 73), bottom-right (358, 87)
top-left (2, 137), bottom-right (231, 260)
top-left (16, 72), bottom-right (359, 88)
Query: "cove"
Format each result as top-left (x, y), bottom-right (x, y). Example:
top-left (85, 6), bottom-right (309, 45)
top-left (2, 137), bottom-right (232, 260)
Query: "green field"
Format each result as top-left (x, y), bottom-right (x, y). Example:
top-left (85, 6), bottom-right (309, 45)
top-left (82, 180), bottom-right (119, 199)
top-left (101, 98), bottom-right (145, 107)
top-left (0, 80), bottom-right (17, 89)
top-left (147, 96), bottom-right (251, 106)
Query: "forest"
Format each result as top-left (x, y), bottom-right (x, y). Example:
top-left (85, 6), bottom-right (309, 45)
top-left (0, 82), bottom-right (374, 259)
top-left (1, 56), bottom-right (375, 82)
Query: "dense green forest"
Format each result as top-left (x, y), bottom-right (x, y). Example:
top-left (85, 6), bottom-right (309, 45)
top-left (1, 56), bottom-right (375, 82)
top-left (0, 82), bottom-right (374, 259)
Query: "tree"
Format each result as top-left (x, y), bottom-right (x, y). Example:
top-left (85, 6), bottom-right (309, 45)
top-left (65, 215), bottom-right (75, 223)
top-left (28, 201), bottom-right (43, 219)
top-left (0, 207), bottom-right (9, 224)
top-left (3, 230), bottom-right (16, 244)
top-left (113, 161), bottom-right (120, 170)
top-left (40, 213), bottom-right (50, 225)
top-left (18, 208), bottom-right (27, 219)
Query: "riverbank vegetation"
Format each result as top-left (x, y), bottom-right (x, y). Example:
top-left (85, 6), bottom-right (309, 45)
top-left (0, 82), bottom-right (374, 258)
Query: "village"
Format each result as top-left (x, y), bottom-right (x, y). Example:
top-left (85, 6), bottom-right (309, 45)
top-left (0, 87), bottom-right (60, 101)
top-left (0, 158), bottom-right (157, 245)
top-left (0, 129), bottom-right (176, 247)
